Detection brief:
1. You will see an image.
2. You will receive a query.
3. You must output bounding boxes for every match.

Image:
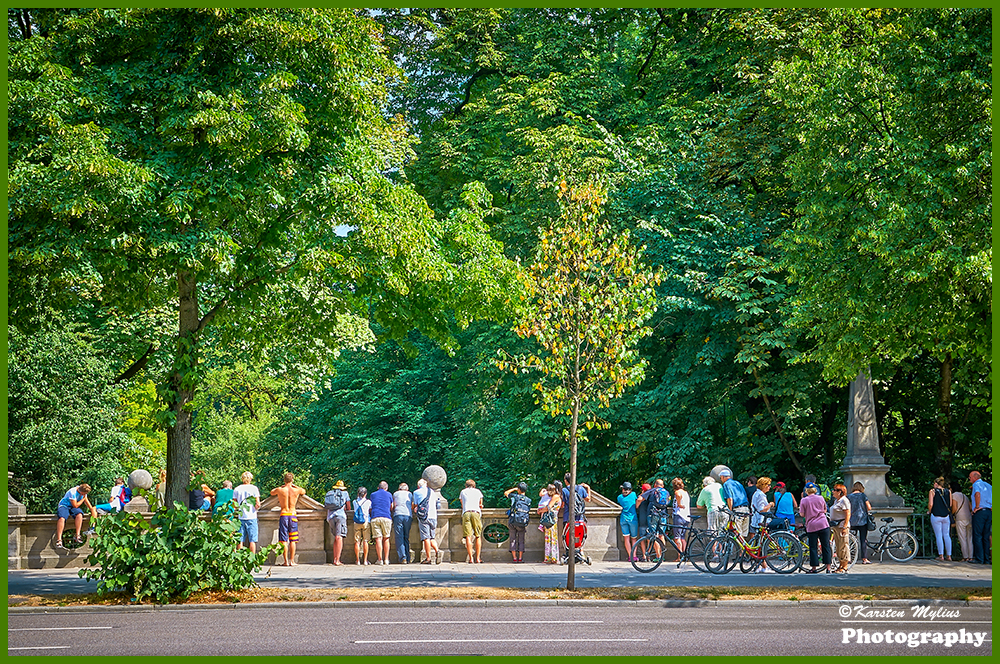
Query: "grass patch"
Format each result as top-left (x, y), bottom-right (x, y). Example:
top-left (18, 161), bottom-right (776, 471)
top-left (8, 585), bottom-right (991, 607)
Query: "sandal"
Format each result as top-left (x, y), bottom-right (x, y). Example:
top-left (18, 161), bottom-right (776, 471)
top-left (805, 567), bottom-right (821, 574)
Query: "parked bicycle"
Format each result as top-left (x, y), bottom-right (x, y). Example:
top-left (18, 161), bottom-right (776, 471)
top-left (704, 506), bottom-right (802, 574)
top-left (630, 511), bottom-right (711, 573)
top-left (795, 525), bottom-right (860, 571)
top-left (863, 512), bottom-right (919, 562)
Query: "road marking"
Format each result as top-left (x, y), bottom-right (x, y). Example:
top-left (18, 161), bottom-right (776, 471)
top-left (8, 646), bottom-right (73, 650)
top-left (9, 626), bottom-right (114, 631)
top-left (355, 639), bottom-right (646, 644)
top-left (368, 621), bottom-right (604, 625)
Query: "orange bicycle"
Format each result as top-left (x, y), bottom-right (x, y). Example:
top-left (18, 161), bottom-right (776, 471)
top-left (704, 506), bottom-right (802, 574)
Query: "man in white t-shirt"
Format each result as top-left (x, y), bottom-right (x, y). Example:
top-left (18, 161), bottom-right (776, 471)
top-left (459, 479), bottom-right (484, 564)
top-left (232, 471), bottom-right (261, 553)
top-left (413, 478), bottom-right (441, 564)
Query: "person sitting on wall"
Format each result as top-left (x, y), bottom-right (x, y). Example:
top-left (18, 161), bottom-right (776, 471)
top-left (94, 477), bottom-right (132, 514)
top-left (55, 483), bottom-right (98, 549)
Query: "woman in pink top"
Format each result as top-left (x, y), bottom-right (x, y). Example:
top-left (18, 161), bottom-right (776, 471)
top-left (799, 483), bottom-right (832, 573)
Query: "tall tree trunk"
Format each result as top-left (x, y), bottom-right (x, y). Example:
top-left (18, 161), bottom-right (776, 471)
top-left (165, 270), bottom-right (199, 508)
top-left (567, 395), bottom-right (580, 591)
top-left (935, 353), bottom-right (953, 478)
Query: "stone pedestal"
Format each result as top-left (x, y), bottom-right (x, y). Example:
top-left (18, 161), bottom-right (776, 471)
top-left (8, 472), bottom-right (27, 570)
top-left (124, 496), bottom-right (151, 513)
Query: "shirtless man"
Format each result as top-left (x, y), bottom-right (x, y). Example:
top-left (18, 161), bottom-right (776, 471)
top-left (270, 472), bottom-right (307, 566)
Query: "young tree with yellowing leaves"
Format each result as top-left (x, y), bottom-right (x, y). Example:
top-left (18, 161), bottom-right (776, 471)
top-left (500, 181), bottom-right (661, 589)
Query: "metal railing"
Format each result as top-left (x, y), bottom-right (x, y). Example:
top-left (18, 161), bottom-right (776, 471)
top-left (909, 512), bottom-right (967, 560)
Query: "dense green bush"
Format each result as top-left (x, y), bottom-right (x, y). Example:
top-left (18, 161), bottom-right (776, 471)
top-left (79, 505), bottom-right (276, 604)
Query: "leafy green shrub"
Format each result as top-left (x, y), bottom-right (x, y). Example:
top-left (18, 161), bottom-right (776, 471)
top-left (79, 504), bottom-right (277, 604)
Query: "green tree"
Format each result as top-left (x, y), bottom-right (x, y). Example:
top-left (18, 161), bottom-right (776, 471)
top-left (8, 9), bottom-right (515, 506)
top-left (7, 321), bottom-right (141, 513)
top-left (768, 8), bottom-right (992, 476)
top-left (500, 181), bottom-right (660, 589)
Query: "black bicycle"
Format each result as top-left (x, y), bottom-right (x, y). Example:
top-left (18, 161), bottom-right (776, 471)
top-left (630, 512), bottom-right (711, 573)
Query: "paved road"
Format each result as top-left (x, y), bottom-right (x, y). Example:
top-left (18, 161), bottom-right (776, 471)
top-left (7, 604), bottom-right (992, 656)
top-left (8, 559), bottom-right (992, 596)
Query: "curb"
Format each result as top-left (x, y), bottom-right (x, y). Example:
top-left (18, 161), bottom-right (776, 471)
top-left (8, 598), bottom-right (991, 615)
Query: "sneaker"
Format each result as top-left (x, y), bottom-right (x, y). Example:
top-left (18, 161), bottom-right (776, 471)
top-left (435, 550), bottom-right (443, 564)
top-left (83, 529), bottom-right (96, 536)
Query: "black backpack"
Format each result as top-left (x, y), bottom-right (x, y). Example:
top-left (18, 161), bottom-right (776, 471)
top-left (571, 487), bottom-right (586, 520)
top-left (414, 490), bottom-right (432, 521)
top-left (508, 494), bottom-right (531, 526)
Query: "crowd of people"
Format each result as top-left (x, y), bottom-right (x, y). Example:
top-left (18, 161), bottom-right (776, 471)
top-left (53, 467), bottom-right (991, 567)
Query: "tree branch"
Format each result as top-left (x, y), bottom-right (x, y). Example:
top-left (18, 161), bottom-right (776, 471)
top-left (113, 343), bottom-right (157, 384)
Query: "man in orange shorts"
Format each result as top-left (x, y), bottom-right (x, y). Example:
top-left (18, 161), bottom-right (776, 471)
top-left (271, 472), bottom-right (307, 566)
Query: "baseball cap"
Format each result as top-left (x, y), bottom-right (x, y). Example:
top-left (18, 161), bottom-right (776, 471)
top-left (641, 483), bottom-right (651, 492)
top-left (774, 481), bottom-right (786, 489)
top-left (719, 469), bottom-right (732, 477)
top-left (805, 482), bottom-right (817, 490)
top-left (621, 482), bottom-right (632, 491)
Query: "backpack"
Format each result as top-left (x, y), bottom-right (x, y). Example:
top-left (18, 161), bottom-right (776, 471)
top-left (414, 490), bottom-right (431, 521)
top-left (651, 487), bottom-right (669, 510)
top-left (325, 489), bottom-right (346, 514)
top-left (572, 487), bottom-right (586, 520)
top-left (508, 494), bottom-right (531, 526)
top-left (816, 483), bottom-right (833, 506)
top-left (353, 497), bottom-right (368, 523)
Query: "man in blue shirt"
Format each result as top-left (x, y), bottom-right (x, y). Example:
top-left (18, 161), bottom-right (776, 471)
top-left (720, 469), bottom-right (750, 538)
top-left (969, 470), bottom-right (992, 564)
top-left (369, 481), bottom-right (394, 566)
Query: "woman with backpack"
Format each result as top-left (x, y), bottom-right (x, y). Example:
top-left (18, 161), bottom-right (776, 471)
top-left (927, 477), bottom-right (953, 562)
top-left (352, 486), bottom-right (372, 565)
top-left (504, 482), bottom-right (532, 563)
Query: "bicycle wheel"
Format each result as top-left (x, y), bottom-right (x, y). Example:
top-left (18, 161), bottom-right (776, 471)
top-left (630, 534), bottom-right (666, 573)
top-left (765, 531), bottom-right (803, 574)
top-left (826, 530), bottom-right (859, 570)
top-left (845, 531), bottom-right (860, 569)
top-left (704, 534), bottom-right (738, 575)
top-left (884, 529), bottom-right (918, 562)
top-left (686, 531), bottom-right (711, 573)
top-left (739, 549), bottom-right (761, 574)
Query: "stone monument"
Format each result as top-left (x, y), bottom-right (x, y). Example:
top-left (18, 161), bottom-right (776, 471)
top-left (840, 369), bottom-right (904, 508)
top-left (421, 465), bottom-right (449, 510)
top-left (124, 469), bottom-right (153, 513)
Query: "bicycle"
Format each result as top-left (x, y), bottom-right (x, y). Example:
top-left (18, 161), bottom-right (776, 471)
top-left (630, 511), bottom-right (712, 573)
top-left (865, 512), bottom-right (919, 562)
top-left (795, 525), bottom-right (860, 572)
top-left (703, 506), bottom-right (802, 574)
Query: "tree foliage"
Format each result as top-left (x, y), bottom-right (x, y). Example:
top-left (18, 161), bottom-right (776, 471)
top-left (7, 8), bottom-right (516, 505)
top-left (500, 181), bottom-right (659, 588)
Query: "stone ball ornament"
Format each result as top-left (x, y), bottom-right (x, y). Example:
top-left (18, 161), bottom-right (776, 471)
top-left (422, 465), bottom-right (447, 490)
top-left (128, 469), bottom-right (154, 491)
top-left (710, 465), bottom-right (732, 483)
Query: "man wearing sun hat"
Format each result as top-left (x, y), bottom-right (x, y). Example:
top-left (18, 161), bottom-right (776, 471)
top-left (325, 480), bottom-right (352, 566)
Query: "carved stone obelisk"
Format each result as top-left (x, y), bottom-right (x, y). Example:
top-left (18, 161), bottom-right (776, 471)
top-left (840, 369), bottom-right (904, 508)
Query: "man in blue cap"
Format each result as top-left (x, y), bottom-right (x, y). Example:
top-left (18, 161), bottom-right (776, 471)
top-left (720, 468), bottom-right (750, 538)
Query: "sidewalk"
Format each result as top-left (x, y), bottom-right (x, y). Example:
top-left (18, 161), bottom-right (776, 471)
top-left (8, 558), bottom-right (992, 597)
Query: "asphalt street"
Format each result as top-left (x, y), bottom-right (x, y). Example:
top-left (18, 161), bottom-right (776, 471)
top-left (7, 604), bottom-right (993, 656)
top-left (8, 558), bottom-right (992, 596)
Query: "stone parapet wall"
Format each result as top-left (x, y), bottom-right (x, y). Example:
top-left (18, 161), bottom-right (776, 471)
top-left (7, 491), bottom-right (630, 569)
